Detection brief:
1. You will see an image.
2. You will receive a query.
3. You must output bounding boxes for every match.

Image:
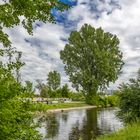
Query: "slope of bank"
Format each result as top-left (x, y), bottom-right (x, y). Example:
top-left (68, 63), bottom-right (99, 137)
top-left (31, 102), bottom-right (96, 113)
top-left (47, 105), bottom-right (96, 113)
top-left (97, 121), bottom-right (140, 140)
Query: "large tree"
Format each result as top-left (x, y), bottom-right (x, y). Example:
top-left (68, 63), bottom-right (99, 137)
top-left (0, 0), bottom-right (69, 47)
top-left (47, 70), bottom-right (61, 90)
top-left (60, 24), bottom-right (124, 99)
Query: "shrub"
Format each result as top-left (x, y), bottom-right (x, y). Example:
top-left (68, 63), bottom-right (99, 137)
top-left (117, 77), bottom-right (140, 123)
top-left (70, 92), bottom-right (85, 101)
top-left (107, 95), bottom-right (118, 107)
top-left (86, 95), bottom-right (118, 107)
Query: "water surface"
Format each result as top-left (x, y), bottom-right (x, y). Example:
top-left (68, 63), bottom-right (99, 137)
top-left (38, 108), bottom-right (123, 140)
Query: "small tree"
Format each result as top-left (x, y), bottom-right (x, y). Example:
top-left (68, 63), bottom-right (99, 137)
top-left (47, 71), bottom-right (61, 90)
top-left (24, 81), bottom-right (35, 94)
top-left (61, 84), bottom-right (69, 97)
top-left (118, 68), bottom-right (140, 123)
top-left (137, 68), bottom-right (140, 79)
top-left (0, 49), bottom-right (41, 140)
top-left (60, 24), bottom-right (124, 101)
top-left (36, 80), bottom-right (49, 98)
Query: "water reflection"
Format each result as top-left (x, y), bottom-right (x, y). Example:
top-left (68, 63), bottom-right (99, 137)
top-left (39, 108), bottom-right (123, 140)
top-left (45, 114), bottom-right (59, 139)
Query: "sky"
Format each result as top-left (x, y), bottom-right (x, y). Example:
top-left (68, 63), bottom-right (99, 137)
top-left (3, 0), bottom-right (140, 90)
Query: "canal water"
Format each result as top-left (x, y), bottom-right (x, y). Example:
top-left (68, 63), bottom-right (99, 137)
top-left (38, 108), bottom-right (123, 140)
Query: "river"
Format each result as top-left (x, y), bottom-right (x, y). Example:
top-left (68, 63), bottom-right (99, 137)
top-left (38, 108), bottom-right (123, 140)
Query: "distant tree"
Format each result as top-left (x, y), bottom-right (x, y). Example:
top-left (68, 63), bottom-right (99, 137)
top-left (138, 68), bottom-right (140, 79)
top-left (36, 80), bottom-right (48, 98)
top-left (47, 71), bottom-right (61, 90)
top-left (61, 84), bottom-right (69, 97)
top-left (48, 88), bottom-right (62, 98)
top-left (60, 24), bottom-right (124, 101)
top-left (24, 81), bottom-right (35, 94)
top-left (15, 52), bottom-right (25, 82)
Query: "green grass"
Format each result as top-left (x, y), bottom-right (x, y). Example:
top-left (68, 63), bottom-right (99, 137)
top-left (30, 102), bottom-right (90, 112)
top-left (97, 121), bottom-right (140, 140)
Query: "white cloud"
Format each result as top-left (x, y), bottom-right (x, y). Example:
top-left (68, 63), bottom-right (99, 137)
top-left (2, 0), bottom-right (140, 90)
top-left (4, 22), bottom-right (69, 86)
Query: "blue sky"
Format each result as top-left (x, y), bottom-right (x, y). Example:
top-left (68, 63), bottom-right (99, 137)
top-left (4, 0), bottom-right (140, 90)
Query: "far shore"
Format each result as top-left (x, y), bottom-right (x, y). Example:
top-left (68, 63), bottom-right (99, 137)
top-left (47, 105), bottom-right (97, 113)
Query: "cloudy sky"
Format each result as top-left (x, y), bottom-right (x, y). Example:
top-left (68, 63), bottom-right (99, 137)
top-left (4, 0), bottom-right (140, 90)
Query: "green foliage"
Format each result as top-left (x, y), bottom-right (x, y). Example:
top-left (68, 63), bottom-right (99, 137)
top-left (86, 95), bottom-right (118, 107)
top-left (97, 121), bottom-right (140, 140)
top-left (36, 81), bottom-right (70, 98)
top-left (47, 70), bottom-right (61, 90)
top-left (0, 99), bottom-right (42, 140)
top-left (60, 24), bottom-right (124, 99)
top-left (0, 1), bottom-right (70, 139)
top-left (107, 95), bottom-right (118, 107)
top-left (117, 69), bottom-right (140, 123)
top-left (36, 80), bottom-right (49, 98)
top-left (30, 102), bottom-right (89, 112)
top-left (70, 92), bottom-right (85, 101)
top-left (138, 68), bottom-right (140, 79)
top-left (47, 88), bottom-right (61, 98)
top-left (0, 0), bottom-right (69, 47)
top-left (15, 52), bottom-right (25, 82)
top-left (0, 65), bottom-right (21, 101)
top-left (0, 47), bottom-right (41, 139)
top-left (0, 65), bottom-right (41, 139)
top-left (24, 81), bottom-right (35, 94)
top-left (0, 48), bottom-right (25, 101)
top-left (61, 84), bottom-right (69, 97)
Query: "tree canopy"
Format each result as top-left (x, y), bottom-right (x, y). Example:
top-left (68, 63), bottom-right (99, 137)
top-left (47, 70), bottom-right (61, 90)
top-left (36, 80), bottom-right (49, 97)
top-left (0, 0), bottom-right (69, 47)
top-left (60, 24), bottom-right (124, 98)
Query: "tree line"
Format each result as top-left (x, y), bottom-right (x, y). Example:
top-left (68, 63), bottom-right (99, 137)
top-left (36, 70), bottom-right (70, 98)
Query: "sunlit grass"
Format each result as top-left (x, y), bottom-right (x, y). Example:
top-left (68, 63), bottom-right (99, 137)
top-left (97, 121), bottom-right (140, 140)
top-left (30, 102), bottom-right (90, 112)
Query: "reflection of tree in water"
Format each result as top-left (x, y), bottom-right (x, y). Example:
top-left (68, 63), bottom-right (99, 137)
top-left (97, 108), bottom-right (119, 133)
top-left (45, 114), bottom-right (60, 139)
top-left (69, 108), bottom-right (101, 140)
top-left (81, 108), bottom-right (101, 140)
top-left (61, 113), bottom-right (68, 122)
top-left (69, 121), bottom-right (81, 140)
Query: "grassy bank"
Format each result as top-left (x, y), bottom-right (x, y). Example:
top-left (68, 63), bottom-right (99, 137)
top-left (30, 102), bottom-right (91, 112)
top-left (97, 121), bottom-right (140, 140)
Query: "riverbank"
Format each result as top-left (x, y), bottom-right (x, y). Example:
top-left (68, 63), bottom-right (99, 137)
top-left (47, 105), bottom-right (96, 113)
top-left (31, 102), bottom-right (96, 113)
top-left (97, 121), bottom-right (140, 140)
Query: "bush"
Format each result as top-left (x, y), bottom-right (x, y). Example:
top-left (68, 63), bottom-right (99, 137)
top-left (107, 95), bottom-right (118, 107)
top-left (0, 64), bottom-right (41, 139)
top-left (117, 78), bottom-right (140, 123)
top-left (86, 95), bottom-right (118, 107)
top-left (70, 92), bottom-right (85, 101)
